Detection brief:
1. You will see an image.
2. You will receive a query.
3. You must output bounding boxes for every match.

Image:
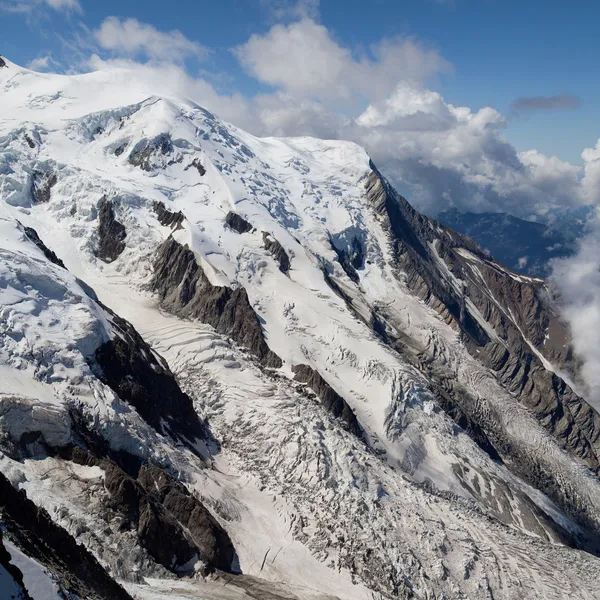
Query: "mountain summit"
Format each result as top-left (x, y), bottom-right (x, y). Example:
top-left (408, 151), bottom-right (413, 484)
top-left (1, 60), bottom-right (599, 600)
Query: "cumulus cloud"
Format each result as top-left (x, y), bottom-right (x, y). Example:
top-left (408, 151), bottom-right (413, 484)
top-left (234, 19), bottom-right (450, 104)
top-left (26, 54), bottom-right (55, 71)
top-left (0, 0), bottom-right (80, 13)
top-left (511, 94), bottom-right (582, 115)
top-left (551, 216), bottom-right (600, 408)
top-left (94, 17), bottom-right (210, 62)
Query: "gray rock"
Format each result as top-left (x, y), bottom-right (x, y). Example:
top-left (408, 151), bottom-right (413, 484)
top-left (151, 236), bottom-right (282, 368)
top-left (22, 225), bottom-right (66, 269)
top-left (225, 211), bottom-right (253, 234)
top-left (262, 232), bottom-right (290, 274)
top-left (95, 200), bottom-right (126, 263)
top-left (153, 201), bottom-right (184, 230)
top-left (30, 170), bottom-right (57, 204)
top-left (292, 364), bottom-right (361, 436)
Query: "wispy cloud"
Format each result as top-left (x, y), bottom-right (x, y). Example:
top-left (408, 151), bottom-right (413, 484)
top-left (0, 0), bottom-right (81, 14)
top-left (26, 54), bottom-right (56, 70)
top-left (259, 0), bottom-right (320, 21)
top-left (94, 17), bottom-right (210, 63)
top-left (511, 93), bottom-right (582, 114)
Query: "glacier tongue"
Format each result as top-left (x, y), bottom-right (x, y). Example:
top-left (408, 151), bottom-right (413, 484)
top-left (2, 59), bottom-right (600, 599)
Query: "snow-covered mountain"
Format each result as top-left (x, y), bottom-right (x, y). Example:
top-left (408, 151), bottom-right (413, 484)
top-left (2, 56), bottom-right (600, 599)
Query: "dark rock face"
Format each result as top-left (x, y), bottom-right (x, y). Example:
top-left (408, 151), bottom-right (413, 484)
top-left (129, 134), bottom-right (173, 172)
top-left (94, 308), bottom-right (208, 442)
top-left (0, 56), bottom-right (6, 68)
top-left (22, 225), bottom-right (66, 269)
top-left (24, 134), bottom-right (35, 149)
top-left (225, 211), bottom-right (253, 234)
top-left (364, 163), bottom-right (600, 539)
top-left (191, 158), bottom-right (206, 176)
top-left (262, 232), bottom-right (290, 274)
top-left (151, 236), bottom-right (282, 368)
top-left (97, 460), bottom-right (235, 575)
top-left (30, 170), bottom-right (57, 204)
top-left (95, 200), bottom-right (126, 263)
top-left (330, 236), bottom-right (364, 284)
top-left (0, 470), bottom-right (133, 600)
top-left (292, 364), bottom-right (361, 436)
top-left (0, 530), bottom-right (32, 600)
top-left (153, 201), bottom-right (184, 230)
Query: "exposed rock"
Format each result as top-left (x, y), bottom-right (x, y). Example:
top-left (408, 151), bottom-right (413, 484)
top-left (0, 56), bottom-right (6, 68)
top-left (262, 232), bottom-right (290, 274)
top-left (137, 464), bottom-right (235, 572)
top-left (24, 134), bottom-right (35, 149)
top-left (191, 158), bottom-right (206, 176)
top-left (95, 199), bottom-right (126, 263)
top-left (0, 470), bottom-right (133, 600)
top-left (94, 307), bottom-right (208, 442)
top-left (84, 455), bottom-right (235, 575)
top-left (151, 236), bottom-right (282, 368)
top-left (30, 170), bottom-right (57, 204)
top-left (330, 235), bottom-right (364, 284)
top-left (153, 201), bottom-right (184, 230)
top-left (225, 211), bottom-right (253, 234)
top-left (292, 364), bottom-right (361, 436)
top-left (114, 144), bottom-right (126, 157)
top-left (0, 530), bottom-right (32, 600)
top-left (21, 225), bottom-right (66, 269)
top-left (129, 134), bottom-right (173, 172)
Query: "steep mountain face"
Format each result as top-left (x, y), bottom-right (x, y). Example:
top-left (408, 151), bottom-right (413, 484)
top-left (437, 208), bottom-right (584, 277)
top-left (2, 58), bottom-right (600, 599)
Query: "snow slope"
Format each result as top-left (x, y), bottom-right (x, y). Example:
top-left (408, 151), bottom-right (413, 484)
top-left (2, 57), bottom-right (600, 599)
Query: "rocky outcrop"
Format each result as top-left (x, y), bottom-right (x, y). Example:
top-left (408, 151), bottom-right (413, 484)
top-left (0, 57), bottom-right (6, 68)
top-left (94, 458), bottom-right (235, 575)
top-left (292, 364), bottom-right (361, 436)
top-left (94, 308), bottom-right (208, 442)
top-left (0, 530), bottom-right (32, 600)
top-left (0, 470), bottom-right (133, 600)
top-left (30, 169), bottom-right (57, 204)
top-left (225, 211), bottom-right (253, 234)
top-left (262, 232), bottom-right (290, 274)
top-left (153, 201), bottom-right (184, 230)
top-left (330, 236), bottom-right (364, 284)
top-left (151, 236), bottom-right (282, 368)
top-left (129, 134), bottom-right (173, 172)
top-left (95, 200), bottom-right (126, 263)
top-left (191, 158), bottom-right (206, 176)
top-left (22, 225), bottom-right (65, 268)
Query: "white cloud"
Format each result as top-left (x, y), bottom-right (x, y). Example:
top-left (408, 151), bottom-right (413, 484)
top-left (0, 0), bottom-right (80, 13)
top-left (235, 19), bottom-right (450, 104)
top-left (551, 219), bottom-right (600, 407)
top-left (94, 17), bottom-right (210, 62)
top-left (26, 54), bottom-right (54, 71)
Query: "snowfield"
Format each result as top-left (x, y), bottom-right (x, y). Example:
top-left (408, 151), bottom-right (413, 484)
top-left (2, 57), bottom-right (600, 599)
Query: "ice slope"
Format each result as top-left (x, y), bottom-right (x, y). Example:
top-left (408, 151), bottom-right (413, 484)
top-left (2, 57), bottom-right (600, 598)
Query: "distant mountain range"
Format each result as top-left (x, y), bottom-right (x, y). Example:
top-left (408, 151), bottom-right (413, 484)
top-left (437, 207), bottom-right (589, 278)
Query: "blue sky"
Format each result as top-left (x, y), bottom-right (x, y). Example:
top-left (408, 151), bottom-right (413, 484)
top-left (2, 0), bottom-right (598, 164)
top-left (2, 0), bottom-right (599, 219)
